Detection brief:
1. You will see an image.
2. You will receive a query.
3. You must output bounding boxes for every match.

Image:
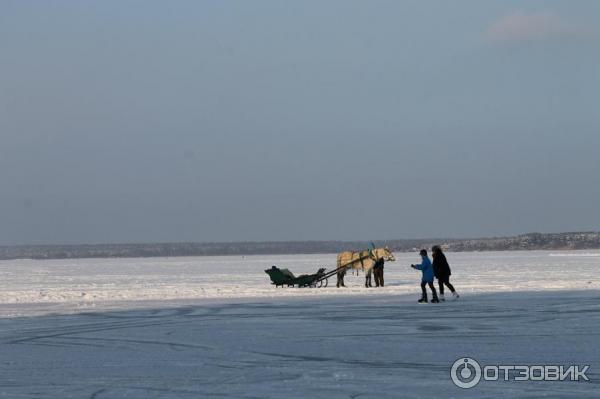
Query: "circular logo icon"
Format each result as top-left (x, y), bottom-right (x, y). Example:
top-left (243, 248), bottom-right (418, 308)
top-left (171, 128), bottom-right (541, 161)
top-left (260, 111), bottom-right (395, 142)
top-left (451, 357), bottom-right (482, 389)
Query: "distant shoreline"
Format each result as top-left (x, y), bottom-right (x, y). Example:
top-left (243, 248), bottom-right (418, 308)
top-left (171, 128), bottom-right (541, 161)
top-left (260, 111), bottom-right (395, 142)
top-left (1, 231), bottom-right (599, 261)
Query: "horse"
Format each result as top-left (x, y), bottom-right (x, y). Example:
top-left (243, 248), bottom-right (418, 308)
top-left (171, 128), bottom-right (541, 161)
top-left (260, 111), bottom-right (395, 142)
top-left (336, 247), bottom-right (396, 287)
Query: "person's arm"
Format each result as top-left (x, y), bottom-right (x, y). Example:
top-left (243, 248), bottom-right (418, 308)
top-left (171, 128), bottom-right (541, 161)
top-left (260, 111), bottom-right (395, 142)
top-left (438, 255), bottom-right (449, 271)
top-left (443, 255), bottom-right (451, 274)
top-left (411, 261), bottom-right (425, 270)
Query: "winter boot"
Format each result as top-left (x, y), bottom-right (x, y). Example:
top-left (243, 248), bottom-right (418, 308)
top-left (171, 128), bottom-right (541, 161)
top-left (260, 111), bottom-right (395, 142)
top-left (431, 285), bottom-right (440, 303)
top-left (452, 292), bottom-right (460, 300)
top-left (418, 296), bottom-right (428, 303)
top-left (440, 294), bottom-right (445, 302)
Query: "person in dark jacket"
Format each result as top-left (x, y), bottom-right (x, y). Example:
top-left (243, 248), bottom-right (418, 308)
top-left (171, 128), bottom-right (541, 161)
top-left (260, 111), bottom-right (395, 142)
top-left (373, 257), bottom-right (385, 287)
top-left (431, 245), bottom-right (459, 301)
top-left (411, 249), bottom-right (439, 303)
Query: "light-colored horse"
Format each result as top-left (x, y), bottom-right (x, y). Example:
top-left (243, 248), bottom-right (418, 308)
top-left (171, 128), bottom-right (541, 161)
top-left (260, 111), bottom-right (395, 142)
top-left (336, 247), bottom-right (396, 287)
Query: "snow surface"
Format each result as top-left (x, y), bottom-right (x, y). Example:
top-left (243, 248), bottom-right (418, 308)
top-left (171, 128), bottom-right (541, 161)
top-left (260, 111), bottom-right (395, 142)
top-left (0, 250), bottom-right (599, 397)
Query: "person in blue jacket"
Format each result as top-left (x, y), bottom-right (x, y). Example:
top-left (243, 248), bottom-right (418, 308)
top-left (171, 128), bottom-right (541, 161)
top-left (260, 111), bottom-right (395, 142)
top-left (411, 249), bottom-right (439, 303)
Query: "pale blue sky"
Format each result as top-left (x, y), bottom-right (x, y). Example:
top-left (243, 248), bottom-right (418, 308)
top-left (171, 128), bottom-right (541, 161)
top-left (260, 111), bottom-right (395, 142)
top-left (1, 1), bottom-right (599, 244)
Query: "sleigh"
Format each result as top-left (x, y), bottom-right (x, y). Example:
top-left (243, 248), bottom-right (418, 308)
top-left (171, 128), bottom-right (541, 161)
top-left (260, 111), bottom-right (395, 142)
top-left (265, 266), bottom-right (329, 288)
top-left (264, 261), bottom-right (358, 288)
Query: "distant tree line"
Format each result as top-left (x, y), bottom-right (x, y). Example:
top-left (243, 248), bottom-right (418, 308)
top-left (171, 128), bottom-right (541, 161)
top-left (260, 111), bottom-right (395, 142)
top-left (0, 232), bottom-right (599, 260)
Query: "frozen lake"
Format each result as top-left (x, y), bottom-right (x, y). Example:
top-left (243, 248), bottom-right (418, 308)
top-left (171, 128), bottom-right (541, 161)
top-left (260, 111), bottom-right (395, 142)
top-left (1, 250), bottom-right (599, 316)
top-left (0, 250), bottom-right (599, 397)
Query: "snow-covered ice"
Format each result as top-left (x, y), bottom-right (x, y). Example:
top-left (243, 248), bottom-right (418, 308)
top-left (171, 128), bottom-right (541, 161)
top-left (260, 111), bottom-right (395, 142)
top-left (0, 250), bottom-right (599, 397)
top-left (1, 250), bottom-right (598, 316)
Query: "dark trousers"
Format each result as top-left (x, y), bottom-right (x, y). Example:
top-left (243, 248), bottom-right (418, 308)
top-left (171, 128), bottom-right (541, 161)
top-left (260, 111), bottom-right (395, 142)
top-left (420, 281), bottom-right (438, 299)
top-left (437, 275), bottom-right (455, 295)
top-left (374, 267), bottom-right (384, 287)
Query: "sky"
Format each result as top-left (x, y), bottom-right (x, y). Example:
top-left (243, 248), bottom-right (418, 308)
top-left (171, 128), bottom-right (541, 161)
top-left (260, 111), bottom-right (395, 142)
top-left (1, 0), bottom-right (599, 245)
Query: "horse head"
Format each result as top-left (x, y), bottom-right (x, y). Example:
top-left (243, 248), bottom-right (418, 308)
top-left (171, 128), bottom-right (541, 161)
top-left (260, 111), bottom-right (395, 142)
top-left (374, 246), bottom-right (395, 262)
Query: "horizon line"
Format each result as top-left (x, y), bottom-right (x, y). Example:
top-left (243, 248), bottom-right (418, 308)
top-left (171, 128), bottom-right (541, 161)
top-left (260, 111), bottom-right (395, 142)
top-left (2, 230), bottom-right (598, 248)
